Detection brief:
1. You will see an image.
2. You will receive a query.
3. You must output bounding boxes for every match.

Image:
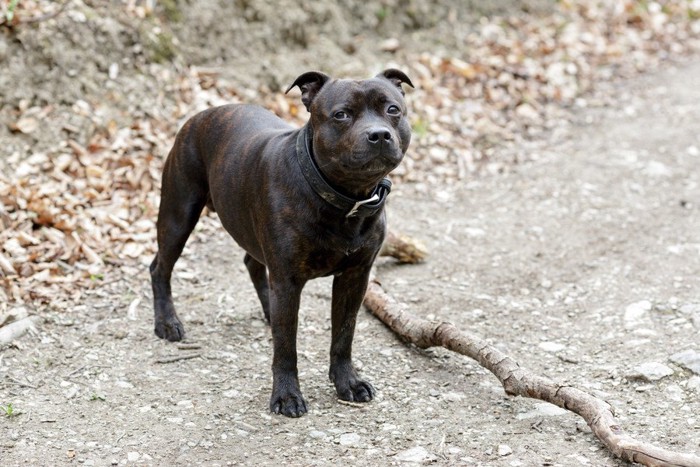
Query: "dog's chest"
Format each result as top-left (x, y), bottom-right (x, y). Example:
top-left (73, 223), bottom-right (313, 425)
top-left (299, 227), bottom-right (379, 277)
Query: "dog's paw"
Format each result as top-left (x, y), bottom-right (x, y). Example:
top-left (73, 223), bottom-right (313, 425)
top-left (336, 377), bottom-right (375, 403)
top-left (270, 390), bottom-right (308, 418)
top-left (154, 317), bottom-right (185, 342)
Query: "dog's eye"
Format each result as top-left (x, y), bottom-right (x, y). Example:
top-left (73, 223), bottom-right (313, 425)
top-left (334, 110), bottom-right (350, 121)
top-left (387, 105), bottom-right (401, 116)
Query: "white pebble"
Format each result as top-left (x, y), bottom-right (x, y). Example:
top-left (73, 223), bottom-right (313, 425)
top-left (339, 432), bottom-right (361, 446)
top-left (498, 444), bottom-right (513, 456)
top-left (539, 341), bottom-right (565, 353)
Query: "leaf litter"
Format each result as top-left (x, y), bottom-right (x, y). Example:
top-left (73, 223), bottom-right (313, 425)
top-left (0, 0), bottom-right (699, 313)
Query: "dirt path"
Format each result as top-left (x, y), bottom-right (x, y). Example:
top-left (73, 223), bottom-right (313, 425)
top-left (2, 61), bottom-right (700, 466)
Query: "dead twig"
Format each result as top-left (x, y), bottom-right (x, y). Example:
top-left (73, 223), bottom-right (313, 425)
top-left (176, 343), bottom-right (202, 351)
top-left (363, 278), bottom-right (700, 467)
top-left (5, 375), bottom-right (38, 389)
top-left (336, 399), bottom-right (367, 408)
top-left (154, 353), bottom-right (201, 364)
top-left (64, 365), bottom-right (87, 379)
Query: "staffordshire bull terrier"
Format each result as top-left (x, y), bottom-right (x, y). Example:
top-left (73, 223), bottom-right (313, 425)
top-left (150, 69), bottom-right (413, 417)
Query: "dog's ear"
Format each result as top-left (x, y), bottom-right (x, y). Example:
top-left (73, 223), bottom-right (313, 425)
top-left (377, 69), bottom-right (414, 96)
top-left (285, 71), bottom-right (330, 111)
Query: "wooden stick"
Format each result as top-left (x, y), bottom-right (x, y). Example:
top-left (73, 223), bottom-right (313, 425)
top-left (154, 353), bottom-right (201, 364)
top-left (363, 278), bottom-right (700, 467)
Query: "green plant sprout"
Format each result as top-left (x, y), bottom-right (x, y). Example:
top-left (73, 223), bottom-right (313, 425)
top-left (6, 0), bottom-right (19, 22)
top-left (1, 403), bottom-right (16, 417)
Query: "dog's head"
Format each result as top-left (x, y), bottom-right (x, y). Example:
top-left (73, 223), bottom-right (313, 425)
top-left (286, 69), bottom-right (413, 197)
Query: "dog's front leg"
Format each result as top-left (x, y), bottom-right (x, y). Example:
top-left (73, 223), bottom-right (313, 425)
top-left (329, 266), bottom-right (375, 402)
top-left (268, 277), bottom-right (307, 417)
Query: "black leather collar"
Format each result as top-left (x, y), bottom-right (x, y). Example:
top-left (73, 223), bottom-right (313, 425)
top-left (295, 125), bottom-right (391, 218)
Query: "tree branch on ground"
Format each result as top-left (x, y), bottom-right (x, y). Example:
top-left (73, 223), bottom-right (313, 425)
top-left (363, 277), bottom-right (700, 467)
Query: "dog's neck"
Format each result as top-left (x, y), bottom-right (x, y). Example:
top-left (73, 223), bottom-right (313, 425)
top-left (295, 125), bottom-right (391, 218)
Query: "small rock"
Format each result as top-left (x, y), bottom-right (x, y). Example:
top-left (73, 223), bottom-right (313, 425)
top-left (64, 386), bottom-right (79, 399)
top-left (13, 116), bottom-right (39, 134)
top-left (234, 421), bottom-right (257, 433)
top-left (442, 392), bottom-right (465, 402)
top-left (627, 362), bottom-right (674, 382)
top-left (665, 384), bottom-right (685, 402)
top-left (632, 328), bottom-right (657, 337)
top-left (464, 227), bottom-right (486, 237)
top-left (539, 341), bottom-right (565, 353)
top-left (338, 432), bottom-right (361, 447)
top-left (670, 349), bottom-right (700, 375)
top-left (679, 304), bottom-right (700, 315)
top-left (127, 452), bottom-right (140, 462)
top-left (687, 376), bottom-right (700, 392)
top-left (308, 430), bottom-right (327, 439)
top-left (109, 62), bottom-right (119, 80)
top-left (644, 161), bottom-right (672, 177)
top-left (624, 300), bottom-right (652, 327)
top-left (380, 38), bottom-right (401, 52)
top-left (395, 446), bottom-right (435, 463)
top-left (679, 304), bottom-right (700, 330)
top-left (498, 444), bottom-right (513, 457)
top-left (515, 103), bottom-right (539, 121)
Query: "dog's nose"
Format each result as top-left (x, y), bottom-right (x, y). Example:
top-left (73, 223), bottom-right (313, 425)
top-left (367, 128), bottom-right (392, 144)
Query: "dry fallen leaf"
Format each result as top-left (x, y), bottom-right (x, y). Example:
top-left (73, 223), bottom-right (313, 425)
top-left (11, 117), bottom-right (39, 134)
top-left (0, 253), bottom-right (15, 275)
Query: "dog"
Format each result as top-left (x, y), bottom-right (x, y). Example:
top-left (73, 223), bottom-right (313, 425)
top-left (150, 69), bottom-right (413, 417)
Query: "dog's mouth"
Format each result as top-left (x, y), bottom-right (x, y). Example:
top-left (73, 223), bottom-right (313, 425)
top-left (322, 154), bottom-right (400, 198)
top-left (350, 148), bottom-right (404, 174)
top-left (359, 158), bottom-right (400, 174)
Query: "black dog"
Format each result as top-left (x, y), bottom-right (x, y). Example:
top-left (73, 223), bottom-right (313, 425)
top-left (150, 69), bottom-right (413, 417)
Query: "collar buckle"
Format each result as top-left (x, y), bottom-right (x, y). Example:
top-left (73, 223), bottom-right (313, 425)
top-left (346, 193), bottom-right (380, 218)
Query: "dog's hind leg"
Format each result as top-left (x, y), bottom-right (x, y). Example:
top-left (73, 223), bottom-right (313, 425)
top-left (150, 133), bottom-right (208, 341)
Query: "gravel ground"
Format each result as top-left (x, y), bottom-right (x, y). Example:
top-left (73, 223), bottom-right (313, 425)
top-left (2, 58), bottom-right (699, 466)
